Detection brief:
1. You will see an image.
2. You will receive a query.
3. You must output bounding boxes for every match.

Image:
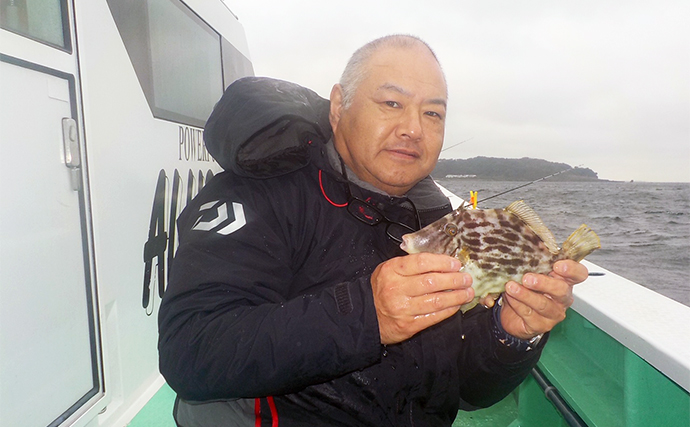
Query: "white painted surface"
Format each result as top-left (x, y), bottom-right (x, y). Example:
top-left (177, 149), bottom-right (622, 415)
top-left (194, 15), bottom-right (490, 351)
top-left (0, 60), bottom-right (96, 427)
top-left (574, 260), bottom-right (690, 392)
top-left (1, 1), bottom-right (250, 426)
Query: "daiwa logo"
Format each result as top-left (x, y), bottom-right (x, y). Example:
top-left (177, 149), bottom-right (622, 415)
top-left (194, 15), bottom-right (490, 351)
top-left (142, 169), bottom-right (245, 315)
top-left (193, 201), bottom-right (246, 235)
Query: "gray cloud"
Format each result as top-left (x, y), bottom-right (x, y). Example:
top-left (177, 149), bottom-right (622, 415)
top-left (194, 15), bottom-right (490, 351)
top-left (226, 0), bottom-right (689, 182)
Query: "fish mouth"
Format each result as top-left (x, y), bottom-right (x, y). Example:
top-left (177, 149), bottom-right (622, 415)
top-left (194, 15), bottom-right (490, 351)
top-left (400, 235), bottom-right (414, 254)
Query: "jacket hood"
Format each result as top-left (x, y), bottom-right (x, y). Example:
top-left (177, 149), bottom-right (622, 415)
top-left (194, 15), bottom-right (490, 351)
top-left (204, 77), bottom-right (332, 178)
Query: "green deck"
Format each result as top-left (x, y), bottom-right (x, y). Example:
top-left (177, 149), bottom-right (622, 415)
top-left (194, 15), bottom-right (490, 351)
top-left (128, 384), bottom-right (176, 427)
top-left (130, 310), bottom-right (690, 426)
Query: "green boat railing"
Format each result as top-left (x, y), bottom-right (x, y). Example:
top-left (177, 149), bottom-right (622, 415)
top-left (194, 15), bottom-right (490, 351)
top-left (451, 307), bottom-right (690, 427)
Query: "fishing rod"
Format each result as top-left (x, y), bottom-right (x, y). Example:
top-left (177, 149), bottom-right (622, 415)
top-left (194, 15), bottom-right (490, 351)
top-left (441, 137), bottom-right (474, 152)
top-left (470, 165), bottom-right (584, 207)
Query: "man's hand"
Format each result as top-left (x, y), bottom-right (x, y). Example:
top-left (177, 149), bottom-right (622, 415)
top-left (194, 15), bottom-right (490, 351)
top-left (371, 253), bottom-right (474, 345)
top-left (499, 260), bottom-right (589, 340)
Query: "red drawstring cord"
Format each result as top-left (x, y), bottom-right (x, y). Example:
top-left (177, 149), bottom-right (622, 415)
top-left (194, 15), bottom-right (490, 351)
top-left (319, 169), bottom-right (348, 207)
top-left (255, 397), bottom-right (279, 427)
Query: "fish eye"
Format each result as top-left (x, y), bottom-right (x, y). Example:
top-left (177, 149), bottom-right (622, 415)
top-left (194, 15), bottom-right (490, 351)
top-left (444, 223), bottom-right (459, 237)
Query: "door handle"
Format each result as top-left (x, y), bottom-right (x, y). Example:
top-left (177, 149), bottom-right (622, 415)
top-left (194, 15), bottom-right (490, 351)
top-left (62, 118), bottom-right (81, 191)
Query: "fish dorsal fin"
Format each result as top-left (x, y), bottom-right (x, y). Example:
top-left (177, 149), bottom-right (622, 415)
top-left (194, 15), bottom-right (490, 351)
top-left (505, 200), bottom-right (560, 254)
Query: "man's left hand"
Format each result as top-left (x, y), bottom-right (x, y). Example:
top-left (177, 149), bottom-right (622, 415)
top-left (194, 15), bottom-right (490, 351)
top-left (496, 260), bottom-right (589, 340)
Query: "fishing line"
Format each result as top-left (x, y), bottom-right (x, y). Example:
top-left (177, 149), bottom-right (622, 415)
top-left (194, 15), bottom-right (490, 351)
top-left (475, 165), bottom-right (584, 205)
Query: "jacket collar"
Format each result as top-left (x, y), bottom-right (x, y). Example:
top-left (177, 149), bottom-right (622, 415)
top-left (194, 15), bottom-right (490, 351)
top-left (323, 139), bottom-right (450, 212)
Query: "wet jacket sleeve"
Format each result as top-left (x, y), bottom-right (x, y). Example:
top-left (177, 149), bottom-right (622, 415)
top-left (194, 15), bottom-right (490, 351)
top-left (455, 307), bottom-right (547, 408)
top-left (158, 176), bottom-right (382, 401)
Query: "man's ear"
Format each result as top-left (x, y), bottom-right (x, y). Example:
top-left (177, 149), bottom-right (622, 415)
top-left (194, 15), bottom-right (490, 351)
top-left (329, 84), bottom-right (344, 132)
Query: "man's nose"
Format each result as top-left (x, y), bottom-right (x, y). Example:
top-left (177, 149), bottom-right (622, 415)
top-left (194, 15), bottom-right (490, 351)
top-left (397, 109), bottom-right (423, 140)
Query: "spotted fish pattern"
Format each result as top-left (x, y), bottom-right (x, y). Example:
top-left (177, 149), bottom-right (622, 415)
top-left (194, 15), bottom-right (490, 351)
top-left (400, 200), bottom-right (601, 312)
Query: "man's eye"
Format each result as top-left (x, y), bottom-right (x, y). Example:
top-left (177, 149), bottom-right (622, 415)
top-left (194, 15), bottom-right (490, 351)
top-left (425, 111), bottom-right (444, 120)
top-left (385, 101), bottom-right (401, 108)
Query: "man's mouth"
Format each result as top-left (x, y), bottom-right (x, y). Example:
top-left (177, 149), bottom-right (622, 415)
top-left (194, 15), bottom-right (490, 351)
top-left (387, 148), bottom-right (421, 159)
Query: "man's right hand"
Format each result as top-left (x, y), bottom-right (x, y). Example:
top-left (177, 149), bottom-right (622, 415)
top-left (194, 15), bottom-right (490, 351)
top-left (371, 253), bottom-right (474, 345)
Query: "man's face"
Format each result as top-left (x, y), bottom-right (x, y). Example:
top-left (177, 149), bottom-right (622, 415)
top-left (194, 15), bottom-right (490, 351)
top-left (330, 44), bottom-right (447, 196)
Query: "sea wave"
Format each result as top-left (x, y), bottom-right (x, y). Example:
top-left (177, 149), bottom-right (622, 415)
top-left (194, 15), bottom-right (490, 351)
top-left (436, 179), bottom-right (690, 306)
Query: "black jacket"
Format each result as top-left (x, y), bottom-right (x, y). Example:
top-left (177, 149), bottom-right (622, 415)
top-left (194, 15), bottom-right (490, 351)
top-left (158, 77), bottom-right (545, 426)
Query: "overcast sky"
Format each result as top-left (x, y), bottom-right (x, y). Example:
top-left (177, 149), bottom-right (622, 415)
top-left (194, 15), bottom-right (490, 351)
top-left (225, 0), bottom-right (689, 182)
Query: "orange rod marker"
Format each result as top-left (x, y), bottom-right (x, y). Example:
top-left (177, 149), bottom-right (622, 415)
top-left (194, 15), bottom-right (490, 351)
top-left (470, 191), bottom-right (478, 209)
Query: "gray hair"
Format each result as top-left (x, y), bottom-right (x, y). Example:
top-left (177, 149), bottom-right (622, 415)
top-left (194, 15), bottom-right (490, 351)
top-left (339, 35), bottom-right (445, 109)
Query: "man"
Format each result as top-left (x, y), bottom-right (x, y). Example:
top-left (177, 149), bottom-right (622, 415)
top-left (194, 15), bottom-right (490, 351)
top-left (159, 35), bottom-right (587, 426)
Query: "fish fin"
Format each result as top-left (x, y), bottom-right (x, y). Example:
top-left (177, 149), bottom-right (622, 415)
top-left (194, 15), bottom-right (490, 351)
top-left (456, 246), bottom-right (471, 266)
top-left (460, 298), bottom-right (479, 313)
top-left (505, 200), bottom-right (560, 254)
top-left (562, 224), bottom-right (601, 262)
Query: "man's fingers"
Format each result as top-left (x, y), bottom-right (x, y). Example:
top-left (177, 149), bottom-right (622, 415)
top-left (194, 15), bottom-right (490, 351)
top-left (416, 271), bottom-right (473, 294)
top-left (412, 306), bottom-right (462, 328)
top-left (498, 262), bottom-right (585, 340)
top-left (375, 272), bottom-right (473, 317)
top-left (501, 296), bottom-right (542, 338)
top-left (372, 255), bottom-right (474, 344)
top-left (412, 287), bottom-right (475, 316)
top-left (520, 273), bottom-right (573, 306)
top-left (551, 260), bottom-right (589, 285)
top-left (479, 292), bottom-right (501, 308)
top-left (394, 253), bottom-right (463, 276)
top-left (505, 281), bottom-right (566, 322)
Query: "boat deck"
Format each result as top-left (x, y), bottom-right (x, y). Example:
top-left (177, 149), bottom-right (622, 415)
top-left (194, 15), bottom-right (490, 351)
top-left (128, 384), bottom-right (175, 427)
top-left (128, 383), bottom-right (519, 427)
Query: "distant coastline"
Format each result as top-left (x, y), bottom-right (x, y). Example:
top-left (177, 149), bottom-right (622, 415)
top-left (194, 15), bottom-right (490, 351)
top-left (432, 157), bottom-right (600, 182)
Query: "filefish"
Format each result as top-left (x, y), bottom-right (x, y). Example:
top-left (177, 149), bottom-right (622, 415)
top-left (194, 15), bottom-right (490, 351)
top-left (400, 200), bottom-right (601, 312)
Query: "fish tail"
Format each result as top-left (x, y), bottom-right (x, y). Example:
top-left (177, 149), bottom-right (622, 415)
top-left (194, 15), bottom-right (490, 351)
top-left (562, 224), bottom-right (601, 262)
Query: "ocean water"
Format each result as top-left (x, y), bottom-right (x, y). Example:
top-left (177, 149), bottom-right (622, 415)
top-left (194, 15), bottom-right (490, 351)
top-left (435, 179), bottom-right (690, 307)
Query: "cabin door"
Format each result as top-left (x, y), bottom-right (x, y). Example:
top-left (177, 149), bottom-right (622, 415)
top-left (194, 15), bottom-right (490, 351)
top-left (0, 57), bottom-right (101, 427)
top-left (0, 2), bottom-right (102, 426)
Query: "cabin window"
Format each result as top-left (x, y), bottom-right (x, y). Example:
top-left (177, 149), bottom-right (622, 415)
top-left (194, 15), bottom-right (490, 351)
top-left (222, 38), bottom-right (254, 87)
top-left (146, 0), bottom-right (222, 127)
top-left (107, 0), bottom-right (252, 128)
top-left (0, 0), bottom-right (71, 50)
